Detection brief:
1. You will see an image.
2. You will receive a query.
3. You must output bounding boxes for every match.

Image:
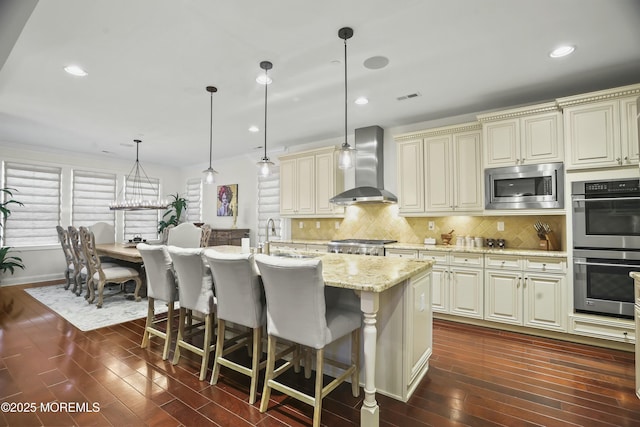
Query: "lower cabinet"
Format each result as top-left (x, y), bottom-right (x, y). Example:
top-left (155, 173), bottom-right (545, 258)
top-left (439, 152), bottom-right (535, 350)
top-left (484, 254), bottom-right (566, 332)
top-left (418, 250), bottom-right (484, 319)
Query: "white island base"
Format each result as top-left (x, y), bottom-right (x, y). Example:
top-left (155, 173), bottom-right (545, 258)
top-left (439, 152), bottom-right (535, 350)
top-left (324, 267), bottom-right (433, 420)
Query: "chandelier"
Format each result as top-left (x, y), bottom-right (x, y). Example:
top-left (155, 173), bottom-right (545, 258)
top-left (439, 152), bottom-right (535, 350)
top-left (109, 139), bottom-right (168, 210)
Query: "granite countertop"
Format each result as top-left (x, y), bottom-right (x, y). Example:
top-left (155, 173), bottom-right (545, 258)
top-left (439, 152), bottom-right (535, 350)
top-left (385, 242), bottom-right (567, 258)
top-left (266, 239), bottom-right (567, 258)
top-left (206, 245), bottom-right (433, 293)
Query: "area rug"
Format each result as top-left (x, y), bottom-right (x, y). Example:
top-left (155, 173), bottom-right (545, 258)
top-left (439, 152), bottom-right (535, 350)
top-left (24, 283), bottom-right (173, 331)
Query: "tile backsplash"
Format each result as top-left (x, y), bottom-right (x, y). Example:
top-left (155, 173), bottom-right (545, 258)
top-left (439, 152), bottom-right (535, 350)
top-left (290, 204), bottom-right (566, 250)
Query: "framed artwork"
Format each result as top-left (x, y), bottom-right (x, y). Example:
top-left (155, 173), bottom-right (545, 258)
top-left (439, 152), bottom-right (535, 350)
top-left (217, 184), bottom-right (237, 217)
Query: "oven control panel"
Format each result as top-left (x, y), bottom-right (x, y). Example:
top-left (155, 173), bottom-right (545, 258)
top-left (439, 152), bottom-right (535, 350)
top-left (585, 179), bottom-right (640, 194)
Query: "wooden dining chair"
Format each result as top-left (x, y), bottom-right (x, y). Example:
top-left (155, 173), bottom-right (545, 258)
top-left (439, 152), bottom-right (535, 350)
top-left (56, 226), bottom-right (78, 292)
top-left (200, 224), bottom-right (212, 248)
top-left (79, 226), bottom-right (142, 308)
top-left (68, 225), bottom-right (118, 298)
top-left (167, 223), bottom-right (202, 248)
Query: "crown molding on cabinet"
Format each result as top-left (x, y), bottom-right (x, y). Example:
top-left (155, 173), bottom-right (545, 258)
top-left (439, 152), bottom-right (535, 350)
top-left (556, 83), bottom-right (640, 108)
top-left (393, 121), bottom-right (481, 142)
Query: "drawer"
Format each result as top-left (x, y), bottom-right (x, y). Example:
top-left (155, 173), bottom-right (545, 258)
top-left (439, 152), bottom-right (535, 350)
top-left (524, 257), bottom-right (566, 273)
top-left (485, 254), bottom-right (522, 270)
top-left (270, 242), bottom-right (306, 251)
top-left (570, 315), bottom-right (635, 344)
top-left (450, 252), bottom-right (483, 267)
top-left (385, 249), bottom-right (418, 259)
top-left (306, 244), bottom-right (328, 253)
top-left (418, 250), bottom-right (448, 264)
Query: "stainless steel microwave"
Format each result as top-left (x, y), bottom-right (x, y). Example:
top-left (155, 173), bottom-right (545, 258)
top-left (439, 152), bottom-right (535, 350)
top-left (485, 162), bottom-right (564, 210)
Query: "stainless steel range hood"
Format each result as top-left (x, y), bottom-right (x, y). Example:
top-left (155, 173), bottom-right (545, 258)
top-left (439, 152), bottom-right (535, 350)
top-left (330, 126), bottom-right (398, 205)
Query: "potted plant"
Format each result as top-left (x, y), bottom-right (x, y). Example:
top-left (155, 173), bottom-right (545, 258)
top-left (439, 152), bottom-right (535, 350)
top-left (158, 193), bottom-right (188, 234)
top-left (0, 188), bottom-right (25, 277)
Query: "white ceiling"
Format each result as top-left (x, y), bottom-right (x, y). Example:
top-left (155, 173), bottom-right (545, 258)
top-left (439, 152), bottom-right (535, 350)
top-left (1, 0), bottom-right (639, 167)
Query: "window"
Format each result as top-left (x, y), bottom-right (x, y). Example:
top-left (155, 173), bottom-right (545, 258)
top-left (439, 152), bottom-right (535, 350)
top-left (257, 165), bottom-right (280, 243)
top-left (123, 176), bottom-right (161, 240)
top-left (185, 178), bottom-right (202, 223)
top-left (2, 162), bottom-right (61, 246)
top-left (72, 170), bottom-right (116, 228)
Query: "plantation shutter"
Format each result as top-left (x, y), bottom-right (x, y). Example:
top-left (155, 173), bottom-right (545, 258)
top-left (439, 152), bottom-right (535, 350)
top-left (72, 170), bottom-right (116, 227)
top-left (257, 165), bottom-right (280, 243)
top-left (185, 178), bottom-right (202, 222)
top-left (123, 176), bottom-right (161, 240)
top-left (3, 162), bottom-right (62, 246)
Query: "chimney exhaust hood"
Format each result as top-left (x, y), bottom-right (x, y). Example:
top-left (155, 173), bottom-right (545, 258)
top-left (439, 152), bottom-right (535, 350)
top-left (330, 125), bottom-right (398, 205)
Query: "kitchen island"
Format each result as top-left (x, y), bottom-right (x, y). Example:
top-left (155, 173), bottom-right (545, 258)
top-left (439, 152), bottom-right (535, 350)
top-left (212, 246), bottom-right (433, 427)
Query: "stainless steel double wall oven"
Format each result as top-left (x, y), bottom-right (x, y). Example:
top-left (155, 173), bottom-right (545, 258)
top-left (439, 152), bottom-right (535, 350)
top-left (572, 178), bottom-right (640, 319)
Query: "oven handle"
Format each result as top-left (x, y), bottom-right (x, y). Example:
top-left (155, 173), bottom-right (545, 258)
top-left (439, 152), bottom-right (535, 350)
top-left (574, 260), bottom-right (640, 269)
top-left (572, 196), bottom-right (640, 203)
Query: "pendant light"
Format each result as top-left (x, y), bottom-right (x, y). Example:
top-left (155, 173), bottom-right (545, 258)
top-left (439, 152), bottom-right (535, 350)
top-left (109, 140), bottom-right (168, 210)
top-left (256, 60), bottom-right (275, 177)
top-left (203, 85), bottom-right (218, 184)
top-left (337, 27), bottom-right (355, 170)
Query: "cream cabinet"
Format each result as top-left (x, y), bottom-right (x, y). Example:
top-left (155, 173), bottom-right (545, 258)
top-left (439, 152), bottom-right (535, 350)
top-left (279, 146), bottom-right (344, 217)
top-left (484, 254), bottom-right (566, 332)
top-left (449, 252), bottom-right (484, 319)
top-left (477, 102), bottom-right (563, 168)
top-left (557, 83), bottom-right (640, 170)
top-left (396, 139), bottom-right (424, 213)
top-left (418, 251), bottom-right (449, 313)
top-left (395, 122), bottom-right (483, 215)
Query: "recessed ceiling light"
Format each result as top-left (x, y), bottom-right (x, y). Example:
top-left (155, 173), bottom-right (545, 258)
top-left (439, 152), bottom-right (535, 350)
top-left (256, 75), bottom-right (272, 85)
top-left (64, 65), bottom-right (88, 76)
top-left (249, 125), bottom-right (259, 132)
top-left (549, 45), bottom-right (575, 58)
top-left (355, 96), bottom-right (369, 105)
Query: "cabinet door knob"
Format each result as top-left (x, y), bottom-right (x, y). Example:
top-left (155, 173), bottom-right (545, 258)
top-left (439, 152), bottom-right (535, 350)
top-left (616, 157), bottom-right (621, 164)
top-left (521, 158), bottom-right (525, 163)
top-left (624, 156), bottom-right (629, 162)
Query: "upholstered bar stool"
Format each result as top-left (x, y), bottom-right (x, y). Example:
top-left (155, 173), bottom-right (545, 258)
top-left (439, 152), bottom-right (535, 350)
top-left (167, 246), bottom-right (216, 381)
top-left (203, 249), bottom-right (266, 404)
top-left (255, 255), bottom-right (361, 427)
top-left (137, 243), bottom-right (178, 360)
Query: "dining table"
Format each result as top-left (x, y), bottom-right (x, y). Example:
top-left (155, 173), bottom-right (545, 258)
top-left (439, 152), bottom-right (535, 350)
top-left (95, 242), bottom-right (144, 264)
top-left (94, 243), bottom-right (433, 427)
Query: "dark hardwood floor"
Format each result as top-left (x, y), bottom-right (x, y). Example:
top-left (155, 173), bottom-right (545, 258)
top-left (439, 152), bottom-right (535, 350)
top-left (1, 281), bottom-right (639, 426)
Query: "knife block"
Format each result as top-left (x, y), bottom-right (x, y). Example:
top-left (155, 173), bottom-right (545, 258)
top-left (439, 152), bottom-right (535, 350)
top-left (538, 231), bottom-right (558, 251)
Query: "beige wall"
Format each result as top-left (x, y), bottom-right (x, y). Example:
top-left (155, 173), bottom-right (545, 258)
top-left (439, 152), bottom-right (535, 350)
top-left (291, 204), bottom-right (566, 251)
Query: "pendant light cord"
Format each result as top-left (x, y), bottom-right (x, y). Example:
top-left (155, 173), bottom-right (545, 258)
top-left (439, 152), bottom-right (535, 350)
top-left (264, 68), bottom-right (268, 160)
top-left (209, 90), bottom-right (213, 169)
top-left (344, 36), bottom-right (348, 147)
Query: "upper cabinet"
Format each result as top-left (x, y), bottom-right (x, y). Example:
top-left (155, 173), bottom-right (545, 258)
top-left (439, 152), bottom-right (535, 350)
top-left (395, 122), bottom-right (483, 215)
top-left (557, 83), bottom-right (640, 170)
top-left (279, 146), bottom-right (344, 217)
top-left (477, 102), bottom-right (564, 168)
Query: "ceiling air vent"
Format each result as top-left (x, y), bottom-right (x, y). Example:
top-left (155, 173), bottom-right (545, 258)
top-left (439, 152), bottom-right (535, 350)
top-left (397, 92), bottom-right (421, 101)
